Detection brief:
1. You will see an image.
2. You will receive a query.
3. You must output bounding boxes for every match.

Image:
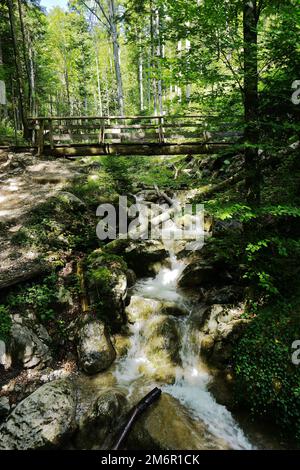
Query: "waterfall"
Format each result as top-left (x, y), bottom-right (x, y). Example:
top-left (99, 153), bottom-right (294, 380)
top-left (113, 194), bottom-right (253, 450)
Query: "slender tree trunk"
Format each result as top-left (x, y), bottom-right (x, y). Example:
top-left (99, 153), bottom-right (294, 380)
top-left (138, 38), bottom-right (144, 112)
top-left (155, 8), bottom-right (163, 115)
top-left (28, 42), bottom-right (36, 115)
top-left (150, 0), bottom-right (158, 114)
top-left (108, 0), bottom-right (124, 115)
top-left (8, 0), bottom-right (29, 139)
top-left (17, 0), bottom-right (32, 113)
top-left (0, 36), bottom-right (7, 117)
top-left (95, 48), bottom-right (103, 116)
top-left (243, 0), bottom-right (260, 205)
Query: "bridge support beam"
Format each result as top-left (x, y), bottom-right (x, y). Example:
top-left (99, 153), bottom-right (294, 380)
top-left (41, 142), bottom-right (232, 157)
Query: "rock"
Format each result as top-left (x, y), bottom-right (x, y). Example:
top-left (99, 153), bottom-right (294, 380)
top-left (127, 393), bottom-right (228, 450)
top-left (126, 296), bottom-right (162, 322)
top-left (74, 390), bottom-right (128, 449)
top-left (57, 191), bottom-right (85, 208)
top-left (0, 379), bottom-right (77, 450)
top-left (200, 335), bottom-right (215, 356)
top-left (77, 320), bottom-right (116, 375)
top-left (178, 260), bottom-right (217, 289)
top-left (113, 334), bottom-right (131, 358)
top-left (85, 250), bottom-right (128, 327)
top-left (142, 316), bottom-right (181, 382)
top-left (10, 324), bottom-right (52, 370)
top-left (199, 286), bottom-right (244, 305)
top-left (160, 301), bottom-right (189, 317)
top-left (213, 219), bottom-right (243, 236)
top-left (126, 296), bottom-right (188, 323)
top-left (200, 304), bottom-right (250, 367)
top-left (104, 239), bottom-right (168, 277)
top-left (126, 269), bottom-right (137, 288)
top-left (0, 397), bottom-right (10, 420)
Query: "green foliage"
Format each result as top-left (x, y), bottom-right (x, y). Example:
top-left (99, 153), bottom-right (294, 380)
top-left (0, 305), bottom-right (12, 341)
top-left (234, 302), bottom-right (300, 440)
top-left (5, 273), bottom-right (59, 323)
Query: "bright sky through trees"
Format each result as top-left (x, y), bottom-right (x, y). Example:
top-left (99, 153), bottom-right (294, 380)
top-left (41, 0), bottom-right (68, 11)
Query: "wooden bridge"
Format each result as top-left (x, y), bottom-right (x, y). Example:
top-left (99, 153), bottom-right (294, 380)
top-left (27, 114), bottom-right (242, 157)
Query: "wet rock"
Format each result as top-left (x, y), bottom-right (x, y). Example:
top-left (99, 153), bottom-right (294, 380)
top-left (104, 239), bottom-right (168, 277)
top-left (74, 390), bottom-right (128, 449)
top-left (142, 316), bottom-right (181, 382)
top-left (126, 296), bottom-right (188, 323)
top-left (77, 320), bottom-right (116, 375)
top-left (126, 269), bottom-right (137, 288)
top-left (127, 393), bottom-right (228, 450)
top-left (126, 296), bottom-right (162, 322)
top-left (113, 334), bottom-right (131, 358)
top-left (178, 260), bottom-right (217, 288)
top-left (160, 301), bottom-right (189, 317)
top-left (10, 324), bottom-right (52, 370)
top-left (0, 379), bottom-right (77, 450)
top-left (200, 304), bottom-right (249, 367)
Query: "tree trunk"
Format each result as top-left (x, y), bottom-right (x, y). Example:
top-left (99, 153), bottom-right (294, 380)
top-left (243, 0), bottom-right (260, 205)
top-left (95, 47), bottom-right (103, 116)
top-left (138, 43), bottom-right (144, 112)
top-left (7, 0), bottom-right (29, 139)
top-left (108, 0), bottom-right (124, 115)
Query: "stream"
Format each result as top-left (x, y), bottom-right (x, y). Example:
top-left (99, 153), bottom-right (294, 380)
top-left (112, 196), bottom-right (254, 450)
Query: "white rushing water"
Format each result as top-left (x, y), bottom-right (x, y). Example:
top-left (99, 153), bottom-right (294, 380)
top-left (114, 196), bottom-right (253, 450)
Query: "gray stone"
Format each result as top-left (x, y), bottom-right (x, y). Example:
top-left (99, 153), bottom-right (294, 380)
top-left (77, 320), bottom-right (116, 375)
top-left (10, 324), bottom-right (52, 369)
top-left (200, 304), bottom-right (249, 366)
top-left (0, 379), bottom-right (77, 450)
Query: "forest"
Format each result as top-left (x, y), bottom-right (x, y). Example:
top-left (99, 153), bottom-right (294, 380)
top-left (0, 0), bottom-right (300, 454)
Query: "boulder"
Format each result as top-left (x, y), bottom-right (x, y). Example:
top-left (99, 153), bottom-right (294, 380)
top-left (10, 324), bottom-right (52, 370)
top-left (178, 260), bottom-right (217, 289)
top-left (141, 315), bottom-right (181, 382)
top-left (77, 320), bottom-right (116, 375)
top-left (200, 304), bottom-right (249, 367)
top-left (126, 296), bottom-right (162, 322)
top-left (104, 239), bottom-right (168, 277)
top-left (0, 379), bottom-right (77, 450)
top-left (127, 393), bottom-right (227, 450)
top-left (74, 389), bottom-right (128, 449)
top-left (126, 296), bottom-right (188, 323)
top-left (85, 250), bottom-right (128, 327)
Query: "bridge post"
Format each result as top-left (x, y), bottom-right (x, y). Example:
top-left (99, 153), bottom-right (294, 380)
top-left (48, 118), bottom-right (54, 149)
top-left (37, 118), bottom-right (44, 156)
top-left (158, 116), bottom-right (165, 144)
top-left (99, 119), bottom-right (105, 144)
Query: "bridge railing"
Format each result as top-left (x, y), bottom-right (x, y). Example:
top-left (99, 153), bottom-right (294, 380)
top-left (28, 115), bottom-right (242, 156)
